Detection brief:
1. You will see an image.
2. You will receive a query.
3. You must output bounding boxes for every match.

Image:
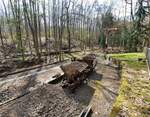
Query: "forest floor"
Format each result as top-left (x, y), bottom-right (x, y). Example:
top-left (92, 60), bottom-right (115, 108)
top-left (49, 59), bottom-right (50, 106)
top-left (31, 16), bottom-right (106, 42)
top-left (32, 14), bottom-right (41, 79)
top-left (0, 51), bottom-right (121, 117)
top-left (0, 49), bottom-right (96, 77)
top-left (110, 53), bottom-right (150, 117)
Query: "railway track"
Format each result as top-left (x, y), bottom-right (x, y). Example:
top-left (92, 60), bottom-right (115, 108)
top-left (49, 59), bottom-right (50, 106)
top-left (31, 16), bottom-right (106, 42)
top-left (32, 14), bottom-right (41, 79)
top-left (0, 60), bottom-right (66, 106)
top-left (0, 59), bottom-right (69, 78)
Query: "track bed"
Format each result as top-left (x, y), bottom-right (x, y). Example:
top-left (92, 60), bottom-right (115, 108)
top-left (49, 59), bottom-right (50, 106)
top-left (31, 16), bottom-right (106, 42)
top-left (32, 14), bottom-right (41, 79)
top-left (0, 53), bottom-right (121, 117)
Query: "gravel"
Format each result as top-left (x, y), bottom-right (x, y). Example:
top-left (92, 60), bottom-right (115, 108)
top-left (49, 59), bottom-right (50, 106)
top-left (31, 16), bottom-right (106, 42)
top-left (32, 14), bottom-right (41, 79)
top-left (0, 84), bottom-right (85, 117)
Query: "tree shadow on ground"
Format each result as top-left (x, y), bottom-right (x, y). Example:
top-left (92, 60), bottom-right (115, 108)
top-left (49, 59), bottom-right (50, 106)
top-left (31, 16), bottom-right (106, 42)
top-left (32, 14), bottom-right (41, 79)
top-left (88, 71), bottom-right (103, 81)
top-left (63, 71), bottom-right (103, 106)
top-left (63, 84), bottom-right (95, 106)
top-left (105, 64), bottom-right (122, 81)
top-left (97, 65), bottom-right (121, 103)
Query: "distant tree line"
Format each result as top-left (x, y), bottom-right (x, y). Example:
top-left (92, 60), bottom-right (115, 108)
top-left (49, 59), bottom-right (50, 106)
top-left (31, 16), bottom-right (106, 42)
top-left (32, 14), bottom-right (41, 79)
top-left (98, 0), bottom-right (150, 52)
top-left (0, 0), bottom-right (100, 62)
top-left (0, 0), bottom-right (150, 62)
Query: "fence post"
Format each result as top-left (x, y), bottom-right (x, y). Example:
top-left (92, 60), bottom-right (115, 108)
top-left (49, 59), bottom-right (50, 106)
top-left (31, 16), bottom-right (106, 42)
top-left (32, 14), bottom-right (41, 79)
top-left (145, 47), bottom-right (150, 77)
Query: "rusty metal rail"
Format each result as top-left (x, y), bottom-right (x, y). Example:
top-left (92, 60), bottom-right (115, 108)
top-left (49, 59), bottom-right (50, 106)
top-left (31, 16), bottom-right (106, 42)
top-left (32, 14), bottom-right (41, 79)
top-left (79, 106), bottom-right (92, 117)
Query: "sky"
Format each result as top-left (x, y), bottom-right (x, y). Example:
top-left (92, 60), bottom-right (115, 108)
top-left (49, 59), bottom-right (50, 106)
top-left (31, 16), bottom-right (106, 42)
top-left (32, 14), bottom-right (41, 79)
top-left (0, 0), bottom-right (137, 18)
top-left (86, 0), bottom-right (137, 17)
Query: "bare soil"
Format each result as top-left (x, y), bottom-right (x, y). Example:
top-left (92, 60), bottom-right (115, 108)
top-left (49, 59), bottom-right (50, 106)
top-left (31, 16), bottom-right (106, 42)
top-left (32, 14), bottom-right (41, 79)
top-left (0, 53), bottom-right (121, 117)
top-left (0, 85), bottom-right (85, 117)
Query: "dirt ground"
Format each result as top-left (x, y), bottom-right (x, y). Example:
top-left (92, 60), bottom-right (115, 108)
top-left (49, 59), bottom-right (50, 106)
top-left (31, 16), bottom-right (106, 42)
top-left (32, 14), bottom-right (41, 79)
top-left (0, 53), bottom-right (121, 117)
top-left (88, 63), bottom-right (121, 117)
top-left (0, 85), bottom-right (85, 117)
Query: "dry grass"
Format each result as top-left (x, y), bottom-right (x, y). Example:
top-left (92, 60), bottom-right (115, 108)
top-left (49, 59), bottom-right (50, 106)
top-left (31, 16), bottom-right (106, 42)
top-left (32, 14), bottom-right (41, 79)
top-left (110, 53), bottom-right (150, 117)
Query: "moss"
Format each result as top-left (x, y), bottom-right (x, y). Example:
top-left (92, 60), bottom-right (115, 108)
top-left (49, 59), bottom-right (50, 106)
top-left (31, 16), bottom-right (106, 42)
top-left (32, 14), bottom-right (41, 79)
top-left (125, 61), bottom-right (147, 71)
top-left (110, 78), bottom-right (130, 117)
top-left (109, 53), bottom-right (145, 60)
top-left (109, 53), bottom-right (146, 70)
top-left (110, 75), bottom-right (149, 116)
top-left (111, 73), bottom-right (150, 116)
top-left (144, 98), bottom-right (150, 103)
top-left (110, 53), bottom-right (149, 117)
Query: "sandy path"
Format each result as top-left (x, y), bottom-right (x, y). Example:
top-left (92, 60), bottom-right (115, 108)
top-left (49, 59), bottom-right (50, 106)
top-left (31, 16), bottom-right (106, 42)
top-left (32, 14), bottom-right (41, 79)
top-left (88, 63), bottom-right (121, 117)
